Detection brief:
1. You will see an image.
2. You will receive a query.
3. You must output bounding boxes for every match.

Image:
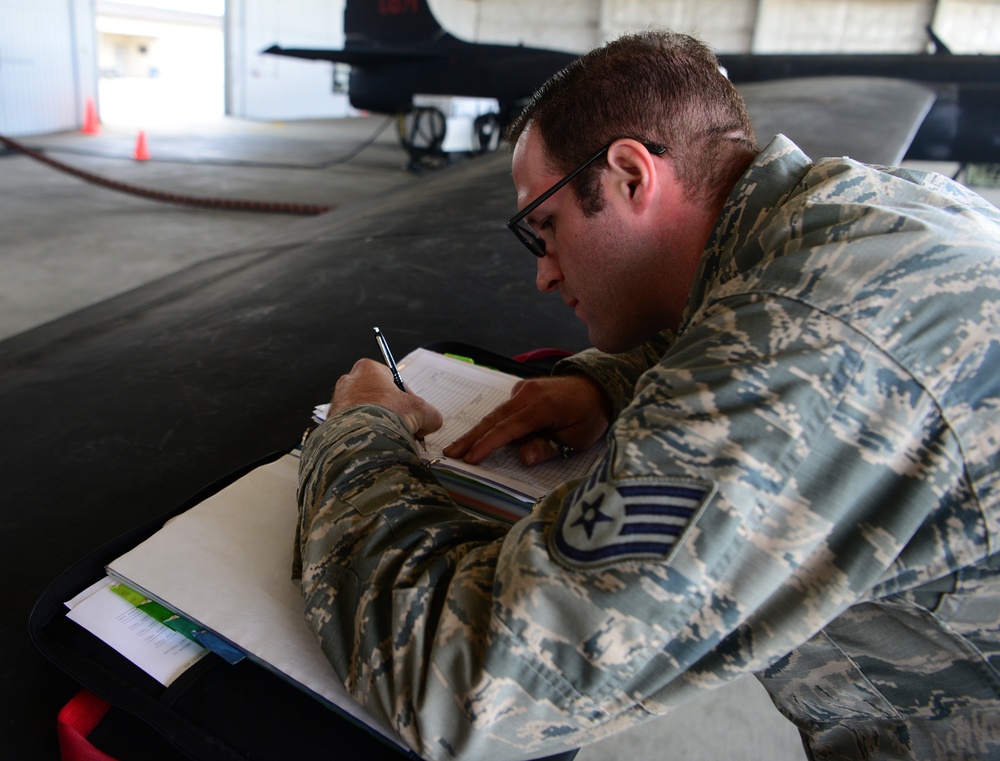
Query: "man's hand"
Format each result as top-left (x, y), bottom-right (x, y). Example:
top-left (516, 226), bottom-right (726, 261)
top-left (330, 359), bottom-right (444, 439)
top-left (443, 375), bottom-right (612, 465)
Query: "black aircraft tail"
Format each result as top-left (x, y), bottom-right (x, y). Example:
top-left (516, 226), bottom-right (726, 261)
top-left (263, 0), bottom-right (578, 121)
top-left (345, 0), bottom-right (456, 49)
top-left (264, 0), bottom-right (461, 65)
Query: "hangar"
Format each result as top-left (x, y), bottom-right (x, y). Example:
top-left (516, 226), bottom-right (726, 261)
top-left (2, 1), bottom-right (998, 759)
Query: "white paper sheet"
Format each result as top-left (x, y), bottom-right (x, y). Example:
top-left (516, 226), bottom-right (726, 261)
top-left (106, 453), bottom-right (401, 747)
top-left (66, 577), bottom-right (208, 686)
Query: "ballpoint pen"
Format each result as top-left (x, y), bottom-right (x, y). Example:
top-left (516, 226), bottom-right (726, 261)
top-left (373, 326), bottom-right (426, 449)
top-left (373, 326), bottom-right (406, 392)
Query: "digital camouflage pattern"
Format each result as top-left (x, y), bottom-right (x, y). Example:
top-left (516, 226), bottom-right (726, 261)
top-left (296, 135), bottom-right (1000, 760)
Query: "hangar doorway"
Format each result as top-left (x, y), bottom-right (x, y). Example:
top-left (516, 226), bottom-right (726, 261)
top-left (96, 0), bottom-right (225, 127)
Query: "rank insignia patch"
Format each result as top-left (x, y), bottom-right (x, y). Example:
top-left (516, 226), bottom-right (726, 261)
top-left (550, 472), bottom-right (716, 569)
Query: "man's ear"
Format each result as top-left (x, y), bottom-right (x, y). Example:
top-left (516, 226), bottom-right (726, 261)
top-left (605, 140), bottom-right (662, 213)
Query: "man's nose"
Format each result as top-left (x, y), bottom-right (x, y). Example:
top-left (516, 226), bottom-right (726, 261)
top-left (536, 250), bottom-right (562, 293)
top-left (535, 246), bottom-right (563, 293)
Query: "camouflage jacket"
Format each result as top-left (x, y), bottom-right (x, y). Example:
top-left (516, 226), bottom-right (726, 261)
top-left (297, 135), bottom-right (1000, 760)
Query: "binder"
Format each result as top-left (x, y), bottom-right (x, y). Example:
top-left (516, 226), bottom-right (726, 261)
top-left (312, 347), bottom-right (606, 522)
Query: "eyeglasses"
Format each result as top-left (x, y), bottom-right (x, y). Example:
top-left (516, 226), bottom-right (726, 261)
top-left (506, 139), bottom-right (667, 258)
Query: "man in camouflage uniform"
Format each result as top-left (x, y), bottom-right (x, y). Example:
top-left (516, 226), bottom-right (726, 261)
top-left (296, 31), bottom-right (1000, 760)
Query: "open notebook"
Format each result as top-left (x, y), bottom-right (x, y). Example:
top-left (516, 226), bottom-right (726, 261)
top-left (315, 348), bottom-right (607, 521)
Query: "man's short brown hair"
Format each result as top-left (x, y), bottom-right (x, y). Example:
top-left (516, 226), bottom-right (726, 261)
top-left (507, 30), bottom-right (758, 214)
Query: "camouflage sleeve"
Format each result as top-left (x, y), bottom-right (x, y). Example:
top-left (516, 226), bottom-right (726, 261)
top-left (297, 287), bottom-right (963, 759)
top-left (553, 330), bottom-right (674, 419)
top-left (296, 405), bottom-right (512, 754)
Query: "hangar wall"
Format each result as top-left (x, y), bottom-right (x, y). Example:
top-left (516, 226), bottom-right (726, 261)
top-left (434, 0), bottom-right (1000, 54)
top-left (0, 0), bottom-right (97, 136)
top-left (227, 0), bottom-right (353, 120)
top-left (2, 0), bottom-right (998, 134)
top-left (231, 0), bottom-right (999, 120)
top-left (933, 0), bottom-right (1000, 52)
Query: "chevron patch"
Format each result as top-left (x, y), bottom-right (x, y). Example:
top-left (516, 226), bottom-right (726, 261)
top-left (550, 474), bottom-right (715, 569)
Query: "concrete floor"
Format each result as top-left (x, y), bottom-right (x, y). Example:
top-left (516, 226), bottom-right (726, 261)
top-left (2, 115), bottom-right (996, 760)
top-left (0, 116), bottom-right (416, 341)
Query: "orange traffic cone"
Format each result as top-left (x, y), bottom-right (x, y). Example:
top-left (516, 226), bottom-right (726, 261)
top-left (82, 98), bottom-right (100, 135)
top-left (133, 130), bottom-right (150, 161)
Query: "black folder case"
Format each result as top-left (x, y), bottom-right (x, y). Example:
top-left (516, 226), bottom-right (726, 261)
top-left (29, 344), bottom-right (577, 761)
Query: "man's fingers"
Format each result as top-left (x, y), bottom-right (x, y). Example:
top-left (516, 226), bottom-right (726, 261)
top-left (444, 404), bottom-right (540, 464)
top-left (442, 432), bottom-right (474, 460)
top-left (519, 436), bottom-right (564, 466)
top-left (442, 411), bottom-right (500, 459)
top-left (443, 375), bottom-right (611, 465)
top-left (330, 358), bottom-right (444, 441)
top-left (410, 402), bottom-right (444, 438)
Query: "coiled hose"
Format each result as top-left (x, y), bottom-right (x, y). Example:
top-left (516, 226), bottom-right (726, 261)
top-left (0, 132), bottom-right (334, 216)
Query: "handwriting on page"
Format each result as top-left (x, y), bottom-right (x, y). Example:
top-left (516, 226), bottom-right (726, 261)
top-left (404, 364), bottom-right (510, 452)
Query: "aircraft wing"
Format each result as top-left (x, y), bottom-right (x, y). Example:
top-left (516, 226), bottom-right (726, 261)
top-left (263, 44), bottom-right (447, 66)
top-left (738, 76), bottom-right (936, 165)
